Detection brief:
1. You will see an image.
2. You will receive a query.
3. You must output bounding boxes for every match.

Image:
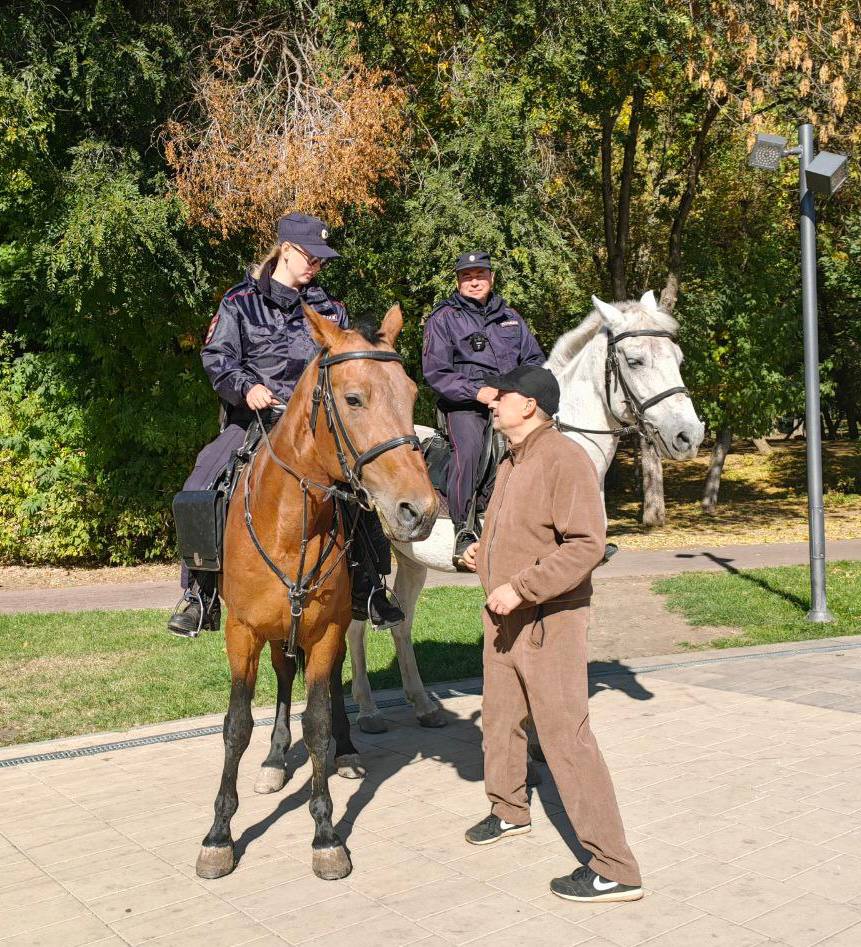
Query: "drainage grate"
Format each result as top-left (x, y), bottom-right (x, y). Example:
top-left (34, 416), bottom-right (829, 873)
top-left (1, 640), bottom-right (858, 769)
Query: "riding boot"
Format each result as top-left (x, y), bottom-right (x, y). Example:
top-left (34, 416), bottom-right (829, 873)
top-left (167, 572), bottom-right (221, 638)
top-left (452, 521), bottom-right (479, 572)
top-left (350, 566), bottom-right (405, 630)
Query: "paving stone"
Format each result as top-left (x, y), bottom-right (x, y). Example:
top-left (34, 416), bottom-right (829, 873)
top-left (792, 854), bottom-right (861, 903)
top-left (640, 913), bottom-right (768, 946)
top-left (267, 889), bottom-right (385, 943)
top-left (109, 893), bottom-right (237, 945)
top-left (300, 908), bottom-right (437, 947)
top-left (419, 891), bottom-right (541, 944)
top-left (378, 876), bottom-right (489, 920)
top-left (731, 838), bottom-right (836, 880)
top-left (744, 893), bottom-right (861, 946)
top-left (0, 912), bottom-right (111, 947)
top-left (579, 891), bottom-right (703, 947)
top-left (457, 912), bottom-right (594, 947)
top-left (646, 854), bottom-right (744, 902)
top-left (686, 874), bottom-right (798, 924)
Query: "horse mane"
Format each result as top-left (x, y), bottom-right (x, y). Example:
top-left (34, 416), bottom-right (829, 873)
top-left (546, 299), bottom-right (679, 376)
top-left (349, 315), bottom-right (384, 345)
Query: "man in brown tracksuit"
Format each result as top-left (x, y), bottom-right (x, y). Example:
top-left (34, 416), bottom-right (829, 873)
top-left (461, 364), bottom-right (642, 903)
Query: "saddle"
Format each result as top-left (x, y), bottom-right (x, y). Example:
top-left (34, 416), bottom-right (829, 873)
top-left (172, 417), bottom-right (269, 574)
top-left (420, 413), bottom-right (505, 524)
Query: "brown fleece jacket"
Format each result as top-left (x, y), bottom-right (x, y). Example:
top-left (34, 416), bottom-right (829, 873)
top-left (476, 421), bottom-right (606, 606)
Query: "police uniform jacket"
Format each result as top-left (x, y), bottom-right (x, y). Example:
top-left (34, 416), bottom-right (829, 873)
top-left (422, 291), bottom-right (545, 408)
top-left (202, 262), bottom-right (347, 423)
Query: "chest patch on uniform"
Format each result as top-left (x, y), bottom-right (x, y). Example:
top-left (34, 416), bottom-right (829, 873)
top-left (204, 313), bottom-right (219, 344)
top-left (500, 319), bottom-right (519, 327)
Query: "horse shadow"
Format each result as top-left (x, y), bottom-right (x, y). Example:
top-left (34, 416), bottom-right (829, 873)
top-left (232, 647), bottom-right (654, 865)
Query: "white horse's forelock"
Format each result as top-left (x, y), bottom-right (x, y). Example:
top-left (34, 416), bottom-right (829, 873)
top-left (546, 301), bottom-right (679, 377)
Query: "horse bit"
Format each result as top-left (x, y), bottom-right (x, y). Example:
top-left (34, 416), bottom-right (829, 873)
top-left (556, 329), bottom-right (688, 453)
top-left (244, 349), bottom-right (420, 658)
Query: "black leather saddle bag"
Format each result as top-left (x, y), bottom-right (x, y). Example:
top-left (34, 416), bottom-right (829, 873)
top-left (172, 489), bottom-right (225, 572)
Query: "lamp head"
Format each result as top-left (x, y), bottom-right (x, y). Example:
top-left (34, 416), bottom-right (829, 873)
top-left (747, 133), bottom-right (789, 171)
top-left (805, 151), bottom-right (849, 196)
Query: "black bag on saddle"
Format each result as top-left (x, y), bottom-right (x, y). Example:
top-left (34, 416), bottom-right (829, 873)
top-left (172, 489), bottom-right (226, 573)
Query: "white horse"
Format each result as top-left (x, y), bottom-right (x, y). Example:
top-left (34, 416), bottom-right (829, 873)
top-left (345, 292), bottom-right (705, 733)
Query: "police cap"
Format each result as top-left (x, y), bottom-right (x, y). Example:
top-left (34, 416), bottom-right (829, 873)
top-left (484, 365), bottom-right (560, 417)
top-left (277, 213), bottom-right (339, 259)
top-left (455, 251), bottom-right (492, 272)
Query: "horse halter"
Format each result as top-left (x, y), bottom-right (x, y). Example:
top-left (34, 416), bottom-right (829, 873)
top-left (309, 349), bottom-right (421, 503)
top-left (556, 329), bottom-right (689, 451)
top-left (245, 346), bottom-right (420, 658)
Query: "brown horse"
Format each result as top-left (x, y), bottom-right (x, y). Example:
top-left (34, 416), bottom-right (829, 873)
top-left (195, 303), bottom-right (438, 882)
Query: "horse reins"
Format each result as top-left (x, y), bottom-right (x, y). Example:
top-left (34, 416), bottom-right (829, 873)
top-left (244, 348), bottom-right (420, 658)
top-left (555, 329), bottom-right (689, 453)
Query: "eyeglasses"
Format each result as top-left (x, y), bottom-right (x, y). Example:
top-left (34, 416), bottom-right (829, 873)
top-left (292, 244), bottom-right (322, 267)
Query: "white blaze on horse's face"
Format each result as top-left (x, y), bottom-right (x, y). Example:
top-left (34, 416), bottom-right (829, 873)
top-left (591, 293), bottom-right (704, 460)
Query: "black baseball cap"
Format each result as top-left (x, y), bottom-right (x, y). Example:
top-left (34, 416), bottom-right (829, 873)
top-left (455, 250), bottom-right (492, 272)
top-left (484, 365), bottom-right (560, 417)
top-left (277, 213), bottom-right (339, 259)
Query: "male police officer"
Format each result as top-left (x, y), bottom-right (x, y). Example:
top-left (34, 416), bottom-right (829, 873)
top-left (167, 212), bottom-right (402, 636)
top-left (422, 252), bottom-right (545, 569)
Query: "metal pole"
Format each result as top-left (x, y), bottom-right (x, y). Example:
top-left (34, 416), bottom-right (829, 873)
top-left (797, 122), bottom-right (833, 622)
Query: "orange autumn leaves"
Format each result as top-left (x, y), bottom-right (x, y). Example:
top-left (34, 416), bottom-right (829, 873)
top-left (163, 23), bottom-right (407, 240)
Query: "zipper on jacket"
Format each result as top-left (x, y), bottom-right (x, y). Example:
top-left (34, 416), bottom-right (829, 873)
top-left (485, 463), bottom-right (514, 582)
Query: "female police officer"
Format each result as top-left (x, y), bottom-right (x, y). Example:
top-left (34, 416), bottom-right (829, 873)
top-left (167, 212), bottom-right (403, 637)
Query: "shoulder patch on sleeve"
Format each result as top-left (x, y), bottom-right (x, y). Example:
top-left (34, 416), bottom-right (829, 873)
top-left (204, 313), bottom-right (219, 344)
top-left (500, 319), bottom-right (519, 327)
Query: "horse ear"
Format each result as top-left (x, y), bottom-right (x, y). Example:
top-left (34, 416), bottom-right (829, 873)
top-left (302, 302), bottom-right (345, 350)
top-left (639, 289), bottom-right (658, 311)
top-left (591, 295), bottom-right (623, 330)
top-left (378, 303), bottom-right (403, 347)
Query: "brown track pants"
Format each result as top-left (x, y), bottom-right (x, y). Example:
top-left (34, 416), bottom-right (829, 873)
top-left (481, 601), bottom-right (642, 887)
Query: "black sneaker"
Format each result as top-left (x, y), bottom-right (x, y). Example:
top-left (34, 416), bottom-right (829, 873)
top-left (167, 597), bottom-right (221, 638)
top-left (465, 813), bottom-right (531, 846)
top-left (352, 588), bottom-right (405, 630)
top-left (550, 866), bottom-right (643, 903)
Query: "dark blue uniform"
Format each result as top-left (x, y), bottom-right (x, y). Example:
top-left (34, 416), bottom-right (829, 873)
top-left (422, 291), bottom-right (545, 524)
top-left (180, 263), bottom-right (347, 589)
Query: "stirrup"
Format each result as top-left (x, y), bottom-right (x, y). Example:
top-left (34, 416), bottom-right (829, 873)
top-left (366, 579), bottom-right (403, 631)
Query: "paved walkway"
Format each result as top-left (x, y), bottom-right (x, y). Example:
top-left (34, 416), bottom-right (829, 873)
top-left (2, 540), bottom-right (859, 615)
top-left (2, 636), bottom-right (861, 946)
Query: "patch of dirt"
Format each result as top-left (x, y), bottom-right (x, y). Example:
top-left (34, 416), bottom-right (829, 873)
top-left (0, 562), bottom-right (177, 591)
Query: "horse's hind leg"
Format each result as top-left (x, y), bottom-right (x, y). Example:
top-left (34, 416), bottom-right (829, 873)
top-left (331, 651), bottom-right (365, 779)
top-left (390, 554), bottom-right (444, 728)
top-left (304, 627), bottom-right (351, 880)
top-left (196, 619), bottom-right (261, 879)
top-left (255, 642), bottom-right (297, 794)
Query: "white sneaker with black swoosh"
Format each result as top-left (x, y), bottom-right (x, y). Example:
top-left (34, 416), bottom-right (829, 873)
top-left (550, 865), bottom-right (643, 902)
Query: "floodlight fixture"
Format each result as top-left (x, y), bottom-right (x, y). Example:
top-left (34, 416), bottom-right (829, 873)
top-left (747, 133), bottom-right (789, 170)
top-left (805, 150), bottom-right (849, 196)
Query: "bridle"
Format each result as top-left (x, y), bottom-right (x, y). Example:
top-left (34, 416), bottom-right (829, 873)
top-left (244, 348), bottom-right (420, 657)
top-left (556, 329), bottom-right (689, 454)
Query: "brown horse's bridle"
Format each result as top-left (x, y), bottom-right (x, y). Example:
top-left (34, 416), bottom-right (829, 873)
top-left (244, 348), bottom-right (421, 658)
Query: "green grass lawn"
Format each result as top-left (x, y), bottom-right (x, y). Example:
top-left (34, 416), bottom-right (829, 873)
top-left (654, 560), bottom-right (861, 649)
top-left (0, 587), bottom-right (487, 747)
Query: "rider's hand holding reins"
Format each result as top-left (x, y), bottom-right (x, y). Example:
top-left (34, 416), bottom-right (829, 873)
top-left (246, 384), bottom-right (281, 410)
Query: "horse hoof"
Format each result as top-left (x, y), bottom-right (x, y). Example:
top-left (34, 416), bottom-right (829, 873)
top-left (336, 754), bottom-right (366, 780)
top-left (526, 760), bottom-right (543, 787)
top-left (312, 844), bottom-right (352, 880)
top-left (357, 713), bottom-right (387, 734)
top-left (196, 844), bottom-right (235, 879)
top-left (417, 707), bottom-right (446, 728)
top-left (254, 766), bottom-right (287, 794)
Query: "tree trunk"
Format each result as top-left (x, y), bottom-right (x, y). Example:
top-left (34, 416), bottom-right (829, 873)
top-left (822, 404), bottom-right (839, 440)
top-left (639, 435), bottom-right (665, 526)
top-left (848, 400), bottom-right (858, 439)
top-left (702, 429), bottom-right (732, 515)
top-left (751, 437), bottom-right (773, 455)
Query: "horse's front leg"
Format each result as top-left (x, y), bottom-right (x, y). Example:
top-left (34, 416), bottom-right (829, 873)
top-left (330, 650), bottom-right (365, 779)
top-left (304, 627), bottom-right (351, 880)
top-left (346, 618), bottom-right (386, 734)
top-left (390, 554), bottom-right (444, 728)
top-left (254, 641), bottom-right (297, 794)
top-left (197, 618), bottom-right (261, 879)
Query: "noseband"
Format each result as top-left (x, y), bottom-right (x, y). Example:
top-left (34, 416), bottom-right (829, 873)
top-left (244, 347), bottom-right (420, 657)
top-left (556, 329), bottom-right (689, 452)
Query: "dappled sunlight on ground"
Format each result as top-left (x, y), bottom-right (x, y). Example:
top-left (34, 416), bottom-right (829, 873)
top-left (607, 438), bottom-right (861, 549)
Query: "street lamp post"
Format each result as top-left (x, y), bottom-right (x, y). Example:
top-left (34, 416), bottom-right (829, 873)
top-left (748, 123), bottom-right (848, 623)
